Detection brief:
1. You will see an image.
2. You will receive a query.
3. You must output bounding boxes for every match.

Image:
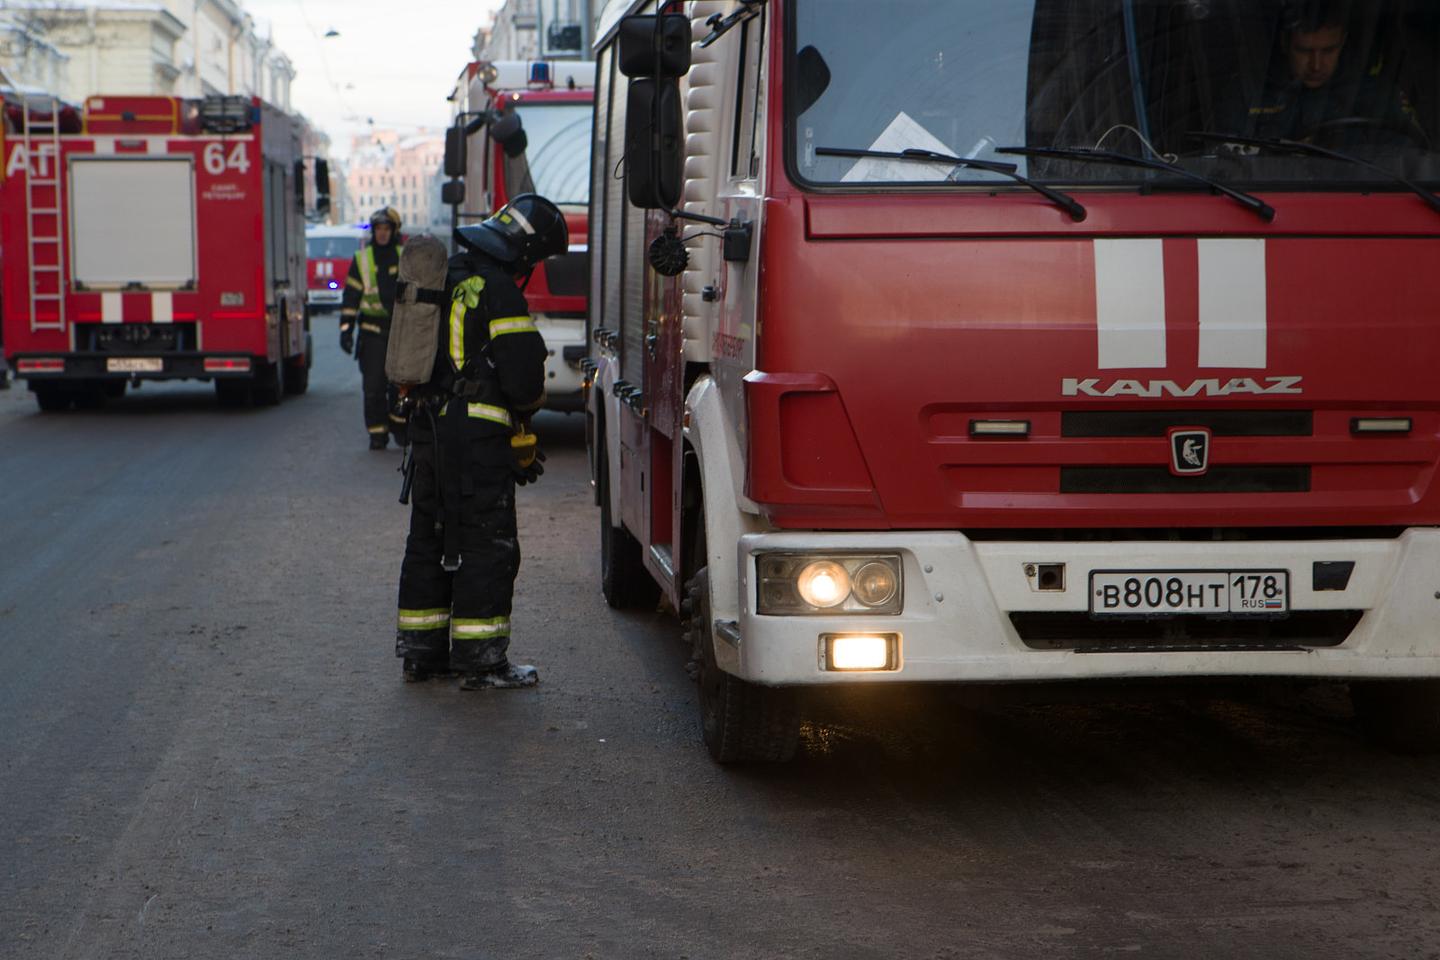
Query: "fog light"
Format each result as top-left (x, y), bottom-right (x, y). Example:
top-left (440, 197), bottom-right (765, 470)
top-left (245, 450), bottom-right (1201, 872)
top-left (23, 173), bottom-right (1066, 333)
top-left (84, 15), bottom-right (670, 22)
top-left (797, 561), bottom-right (850, 609)
top-left (823, 633), bottom-right (899, 672)
top-left (852, 561), bottom-right (898, 607)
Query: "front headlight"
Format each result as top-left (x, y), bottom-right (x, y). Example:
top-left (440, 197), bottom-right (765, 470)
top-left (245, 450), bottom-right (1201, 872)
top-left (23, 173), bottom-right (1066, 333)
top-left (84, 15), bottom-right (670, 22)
top-left (757, 554), bottom-right (903, 616)
top-left (796, 560), bottom-right (850, 608)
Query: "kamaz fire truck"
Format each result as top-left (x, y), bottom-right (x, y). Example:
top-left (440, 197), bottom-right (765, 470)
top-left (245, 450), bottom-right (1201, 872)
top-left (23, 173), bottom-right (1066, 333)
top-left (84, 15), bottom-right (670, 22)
top-left (588, 0), bottom-right (1440, 762)
top-left (2, 93), bottom-right (322, 409)
top-left (306, 222), bottom-right (366, 314)
top-left (443, 59), bottom-right (595, 411)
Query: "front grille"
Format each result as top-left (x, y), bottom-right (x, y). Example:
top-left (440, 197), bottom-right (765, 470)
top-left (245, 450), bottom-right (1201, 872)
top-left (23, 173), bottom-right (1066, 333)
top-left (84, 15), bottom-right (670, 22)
top-left (543, 250), bottom-right (588, 297)
top-left (1011, 610), bottom-right (1363, 652)
top-left (1062, 410), bottom-right (1313, 437)
top-left (1060, 466), bottom-right (1310, 494)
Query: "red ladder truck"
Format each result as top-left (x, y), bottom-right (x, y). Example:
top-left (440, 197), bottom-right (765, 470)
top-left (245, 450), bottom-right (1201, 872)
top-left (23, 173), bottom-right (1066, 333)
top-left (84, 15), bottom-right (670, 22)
top-left (588, 0), bottom-right (1440, 762)
top-left (443, 59), bottom-right (595, 411)
top-left (1, 93), bottom-right (323, 409)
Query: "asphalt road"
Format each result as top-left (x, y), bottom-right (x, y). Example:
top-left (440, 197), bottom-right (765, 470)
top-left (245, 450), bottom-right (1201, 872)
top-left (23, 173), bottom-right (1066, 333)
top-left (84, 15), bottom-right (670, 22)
top-left (3, 321), bottom-right (1440, 960)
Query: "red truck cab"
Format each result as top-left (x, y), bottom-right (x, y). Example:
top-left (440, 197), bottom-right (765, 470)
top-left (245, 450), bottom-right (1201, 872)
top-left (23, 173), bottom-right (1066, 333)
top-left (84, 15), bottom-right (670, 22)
top-left (305, 224), bottom-right (366, 313)
top-left (448, 60), bottom-right (594, 410)
top-left (588, 0), bottom-right (1440, 762)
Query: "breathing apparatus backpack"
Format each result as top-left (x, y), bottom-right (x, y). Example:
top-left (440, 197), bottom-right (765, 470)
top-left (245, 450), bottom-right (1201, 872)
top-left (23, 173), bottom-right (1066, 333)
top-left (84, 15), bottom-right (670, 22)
top-left (384, 233), bottom-right (450, 387)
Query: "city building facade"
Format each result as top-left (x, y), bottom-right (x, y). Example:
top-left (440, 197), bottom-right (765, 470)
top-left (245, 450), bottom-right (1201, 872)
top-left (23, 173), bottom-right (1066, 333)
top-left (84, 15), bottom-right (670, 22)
top-left (344, 129), bottom-right (446, 236)
top-left (475, 0), bottom-right (594, 62)
top-left (1, 0), bottom-right (294, 109)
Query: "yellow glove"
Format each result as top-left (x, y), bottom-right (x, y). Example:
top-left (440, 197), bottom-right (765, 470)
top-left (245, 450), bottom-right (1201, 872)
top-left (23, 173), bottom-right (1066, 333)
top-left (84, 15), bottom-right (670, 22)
top-left (511, 426), bottom-right (544, 484)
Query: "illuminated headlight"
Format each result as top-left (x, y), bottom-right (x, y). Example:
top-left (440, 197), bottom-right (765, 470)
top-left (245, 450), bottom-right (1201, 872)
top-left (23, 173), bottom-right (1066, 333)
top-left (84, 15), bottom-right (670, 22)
top-left (757, 554), bottom-right (903, 615)
top-left (796, 560), bottom-right (849, 608)
top-left (822, 633), bottom-right (900, 672)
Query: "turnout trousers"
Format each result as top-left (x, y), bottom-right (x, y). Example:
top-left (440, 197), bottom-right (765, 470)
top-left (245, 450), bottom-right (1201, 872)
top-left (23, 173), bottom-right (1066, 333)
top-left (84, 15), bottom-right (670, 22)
top-left (395, 434), bottom-right (520, 672)
top-left (357, 331), bottom-right (408, 444)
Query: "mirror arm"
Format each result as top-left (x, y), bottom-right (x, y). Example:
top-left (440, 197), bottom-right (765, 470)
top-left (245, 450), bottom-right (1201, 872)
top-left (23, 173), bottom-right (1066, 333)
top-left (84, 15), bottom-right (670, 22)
top-left (668, 208), bottom-right (728, 227)
top-left (699, 0), bottom-right (765, 48)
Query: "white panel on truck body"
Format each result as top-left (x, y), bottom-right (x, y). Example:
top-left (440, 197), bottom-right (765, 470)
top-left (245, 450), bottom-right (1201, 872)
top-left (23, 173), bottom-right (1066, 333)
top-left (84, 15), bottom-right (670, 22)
top-left (68, 156), bottom-right (197, 290)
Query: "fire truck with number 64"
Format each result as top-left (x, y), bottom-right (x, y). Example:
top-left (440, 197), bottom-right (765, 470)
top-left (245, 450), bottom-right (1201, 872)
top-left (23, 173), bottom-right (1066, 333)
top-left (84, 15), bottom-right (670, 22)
top-left (2, 93), bottom-right (325, 409)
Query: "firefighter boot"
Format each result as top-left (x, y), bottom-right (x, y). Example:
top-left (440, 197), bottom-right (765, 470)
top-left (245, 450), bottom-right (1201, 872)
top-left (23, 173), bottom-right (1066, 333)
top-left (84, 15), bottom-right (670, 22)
top-left (370, 432), bottom-right (389, 451)
top-left (402, 656), bottom-right (456, 682)
top-left (460, 661), bottom-right (539, 690)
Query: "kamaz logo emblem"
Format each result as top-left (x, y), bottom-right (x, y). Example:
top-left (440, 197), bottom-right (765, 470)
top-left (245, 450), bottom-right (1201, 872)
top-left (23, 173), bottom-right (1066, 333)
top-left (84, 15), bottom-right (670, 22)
top-left (1062, 376), bottom-right (1304, 398)
top-left (1169, 428), bottom-right (1211, 476)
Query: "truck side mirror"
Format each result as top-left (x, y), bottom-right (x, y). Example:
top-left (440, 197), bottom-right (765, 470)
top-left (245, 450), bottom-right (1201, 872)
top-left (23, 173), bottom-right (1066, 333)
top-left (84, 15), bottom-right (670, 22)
top-left (625, 78), bottom-right (683, 209)
top-left (491, 111), bottom-right (528, 158)
top-left (618, 14), bottom-right (692, 78)
top-left (793, 45), bottom-right (832, 117)
top-left (442, 179), bottom-right (465, 206)
top-left (315, 158), bottom-right (332, 217)
top-left (444, 126), bottom-right (467, 178)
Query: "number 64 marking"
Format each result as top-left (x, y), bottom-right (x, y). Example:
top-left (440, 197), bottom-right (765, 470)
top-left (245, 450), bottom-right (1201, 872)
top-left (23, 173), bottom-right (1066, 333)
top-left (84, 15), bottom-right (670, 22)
top-left (203, 142), bottom-right (251, 175)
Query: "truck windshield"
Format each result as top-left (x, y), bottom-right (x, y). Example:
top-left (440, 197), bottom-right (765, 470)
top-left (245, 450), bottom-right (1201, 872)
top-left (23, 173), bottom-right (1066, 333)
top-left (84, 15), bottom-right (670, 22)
top-left (511, 102), bottom-right (592, 205)
top-left (790, 0), bottom-right (1440, 190)
top-left (306, 235), bottom-right (360, 258)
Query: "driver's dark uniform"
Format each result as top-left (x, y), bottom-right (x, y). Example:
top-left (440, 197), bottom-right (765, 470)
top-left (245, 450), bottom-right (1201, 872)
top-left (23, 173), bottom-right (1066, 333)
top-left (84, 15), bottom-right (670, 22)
top-left (1232, 72), bottom-right (1420, 144)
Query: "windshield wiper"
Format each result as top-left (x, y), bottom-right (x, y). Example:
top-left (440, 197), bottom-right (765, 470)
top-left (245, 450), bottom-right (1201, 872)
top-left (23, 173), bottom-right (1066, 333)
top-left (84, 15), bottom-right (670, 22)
top-left (996, 145), bottom-right (1275, 222)
top-left (1187, 131), bottom-right (1440, 216)
top-left (815, 146), bottom-right (1087, 221)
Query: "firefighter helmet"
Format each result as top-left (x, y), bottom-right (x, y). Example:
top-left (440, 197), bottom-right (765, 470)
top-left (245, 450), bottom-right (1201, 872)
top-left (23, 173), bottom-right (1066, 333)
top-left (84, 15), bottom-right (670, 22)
top-left (369, 206), bottom-right (402, 232)
top-left (454, 194), bottom-right (568, 269)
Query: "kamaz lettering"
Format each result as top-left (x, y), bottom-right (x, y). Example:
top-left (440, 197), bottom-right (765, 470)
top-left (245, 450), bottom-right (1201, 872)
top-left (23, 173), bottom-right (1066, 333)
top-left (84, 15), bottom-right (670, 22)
top-left (1062, 376), bottom-right (1305, 398)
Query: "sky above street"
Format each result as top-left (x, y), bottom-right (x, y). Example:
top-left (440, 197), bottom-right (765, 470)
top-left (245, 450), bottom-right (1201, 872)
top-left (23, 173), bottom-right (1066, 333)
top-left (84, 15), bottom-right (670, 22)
top-left (243, 0), bottom-right (506, 156)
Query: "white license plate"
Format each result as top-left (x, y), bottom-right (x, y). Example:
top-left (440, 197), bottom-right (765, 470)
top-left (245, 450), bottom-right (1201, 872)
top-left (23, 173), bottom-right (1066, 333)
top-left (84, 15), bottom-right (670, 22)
top-left (106, 357), bottom-right (163, 373)
top-left (1090, 570), bottom-right (1289, 616)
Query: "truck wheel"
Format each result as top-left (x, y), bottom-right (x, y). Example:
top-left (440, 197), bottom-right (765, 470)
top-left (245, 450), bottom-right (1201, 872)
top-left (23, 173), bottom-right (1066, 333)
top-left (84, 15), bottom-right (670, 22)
top-left (687, 567), bottom-right (800, 763)
top-left (33, 383), bottom-right (73, 412)
top-left (250, 361), bottom-right (282, 406)
top-left (283, 353), bottom-right (309, 395)
top-left (1351, 680), bottom-right (1440, 754)
top-left (215, 379), bottom-right (250, 407)
top-left (598, 452), bottom-right (659, 610)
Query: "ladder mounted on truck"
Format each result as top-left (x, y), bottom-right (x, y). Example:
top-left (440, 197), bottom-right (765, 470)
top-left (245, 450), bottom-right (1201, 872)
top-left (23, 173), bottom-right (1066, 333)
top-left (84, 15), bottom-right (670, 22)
top-left (22, 97), bottom-right (66, 335)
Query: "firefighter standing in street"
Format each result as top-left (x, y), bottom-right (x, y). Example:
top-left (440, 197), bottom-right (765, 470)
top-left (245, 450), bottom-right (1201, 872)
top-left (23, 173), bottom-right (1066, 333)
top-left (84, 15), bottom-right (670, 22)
top-left (339, 207), bottom-right (408, 449)
top-left (394, 194), bottom-right (565, 688)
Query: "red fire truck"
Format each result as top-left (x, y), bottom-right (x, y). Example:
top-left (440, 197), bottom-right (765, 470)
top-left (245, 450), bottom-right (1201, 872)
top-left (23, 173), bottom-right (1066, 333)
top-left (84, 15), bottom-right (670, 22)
top-left (1, 93), bottom-right (322, 410)
top-left (589, 0), bottom-right (1440, 761)
top-left (444, 59), bottom-right (595, 411)
top-left (305, 223), bottom-right (366, 314)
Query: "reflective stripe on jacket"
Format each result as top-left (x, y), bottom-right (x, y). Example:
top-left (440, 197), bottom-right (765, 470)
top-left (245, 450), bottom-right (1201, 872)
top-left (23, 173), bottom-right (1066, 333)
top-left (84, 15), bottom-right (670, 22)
top-left (357, 243), bottom-right (403, 319)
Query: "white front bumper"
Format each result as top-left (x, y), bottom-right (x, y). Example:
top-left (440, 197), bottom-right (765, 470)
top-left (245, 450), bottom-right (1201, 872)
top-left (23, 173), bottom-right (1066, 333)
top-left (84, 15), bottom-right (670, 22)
top-left (733, 529), bottom-right (1440, 685)
top-left (535, 315), bottom-right (585, 404)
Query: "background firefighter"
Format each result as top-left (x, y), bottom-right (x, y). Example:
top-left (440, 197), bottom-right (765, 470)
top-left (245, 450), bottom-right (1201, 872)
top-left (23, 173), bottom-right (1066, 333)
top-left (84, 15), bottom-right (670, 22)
top-left (340, 207), bottom-right (408, 450)
top-left (394, 194), bottom-right (566, 689)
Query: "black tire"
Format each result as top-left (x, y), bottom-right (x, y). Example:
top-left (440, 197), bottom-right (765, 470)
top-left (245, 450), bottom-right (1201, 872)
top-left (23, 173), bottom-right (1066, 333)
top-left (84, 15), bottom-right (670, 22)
top-left (688, 567), bottom-right (800, 763)
top-left (283, 353), bottom-right (309, 395)
top-left (250, 360), bottom-right (282, 406)
top-left (598, 450), bottom-right (660, 610)
top-left (215, 379), bottom-right (250, 407)
top-left (1352, 680), bottom-right (1440, 755)
top-left (33, 383), bottom-right (72, 412)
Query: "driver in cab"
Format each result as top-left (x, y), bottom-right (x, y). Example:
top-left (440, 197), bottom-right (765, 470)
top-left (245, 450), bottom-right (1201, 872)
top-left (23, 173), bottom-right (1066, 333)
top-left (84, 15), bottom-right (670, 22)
top-left (1230, 1), bottom-right (1422, 145)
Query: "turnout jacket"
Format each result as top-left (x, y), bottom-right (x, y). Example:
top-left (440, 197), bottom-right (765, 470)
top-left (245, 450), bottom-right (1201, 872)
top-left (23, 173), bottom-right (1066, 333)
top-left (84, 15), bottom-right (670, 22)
top-left (422, 250), bottom-right (547, 441)
top-left (340, 240), bottom-right (402, 337)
